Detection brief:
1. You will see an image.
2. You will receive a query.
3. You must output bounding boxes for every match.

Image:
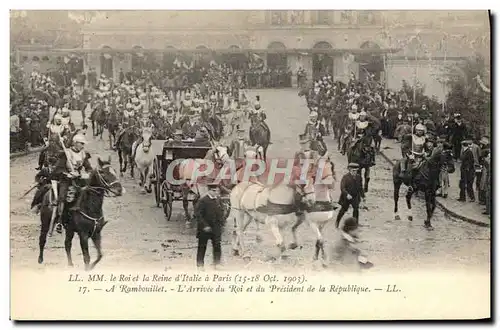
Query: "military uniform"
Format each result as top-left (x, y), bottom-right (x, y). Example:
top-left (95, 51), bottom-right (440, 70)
top-left (53, 140), bottom-right (92, 230)
top-left (400, 124), bottom-right (427, 180)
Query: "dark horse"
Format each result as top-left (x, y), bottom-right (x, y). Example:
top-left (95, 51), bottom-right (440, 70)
top-left (38, 156), bottom-right (124, 269)
top-left (107, 108), bottom-right (120, 150)
top-left (392, 147), bottom-right (455, 229)
top-left (117, 125), bottom-right (140, 178)
top-left (249, 114), bottom-right (271, 161)
top-left (90, 105), bottom-right (107, 139)
top-left (347, 136), bottom-right (374, 192)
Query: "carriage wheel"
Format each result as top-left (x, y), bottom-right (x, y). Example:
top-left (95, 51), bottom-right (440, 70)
top-left (163, 189), bottom-right (173, 221)
top-left (152, 157), bottom-right (161, 207)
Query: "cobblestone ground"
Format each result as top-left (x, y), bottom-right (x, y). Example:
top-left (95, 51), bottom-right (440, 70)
top-left (10, 89), bottom-right (490, 274)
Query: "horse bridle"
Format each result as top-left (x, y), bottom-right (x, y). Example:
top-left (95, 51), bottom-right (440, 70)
top-left (87, 164), bottom-right (121, 197)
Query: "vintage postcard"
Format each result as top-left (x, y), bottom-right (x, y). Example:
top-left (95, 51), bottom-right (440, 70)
top-left (9, 9), bottom-right (491, 320)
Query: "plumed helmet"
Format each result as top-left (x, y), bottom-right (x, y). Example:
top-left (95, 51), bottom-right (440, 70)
top-left (356, 121), bottom-right (369, 130)
top-left (415, 123), bottom-right (425, 131)
top-left (72, 134), bottom-right (87, 145)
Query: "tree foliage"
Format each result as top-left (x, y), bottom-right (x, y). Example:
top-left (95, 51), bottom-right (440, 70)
top-left (444, 54), bottom-right (490, 137)
top-left (10, 10), bottom-right (100, 49)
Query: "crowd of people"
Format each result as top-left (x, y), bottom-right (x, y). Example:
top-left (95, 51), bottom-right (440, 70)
top-left (301, 72), bottom-right (491, 216)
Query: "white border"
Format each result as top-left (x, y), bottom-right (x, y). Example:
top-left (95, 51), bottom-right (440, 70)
top-left (3, 2), bottom-right (498, 327)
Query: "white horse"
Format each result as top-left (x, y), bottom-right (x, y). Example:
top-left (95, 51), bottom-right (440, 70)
top-left (229, 156), bottom-right (317, 261)
top-left (291, 155), bottom-right (337, 267)
top-left (177, 144), bottom-right (231, 224)
top-left (133, 128), bottom-right (154, 194)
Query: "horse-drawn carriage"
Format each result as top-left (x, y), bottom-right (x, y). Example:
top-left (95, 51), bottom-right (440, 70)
top-left (149, 140), bottom-right (210, 221)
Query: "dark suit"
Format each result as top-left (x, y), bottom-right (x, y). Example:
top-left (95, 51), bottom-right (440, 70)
top-left (194, 194), bottom-right (225, 268)
top-left (336, 172), bottom-right (365, 227)
top-left (459, 147), bottom-right (475, 201)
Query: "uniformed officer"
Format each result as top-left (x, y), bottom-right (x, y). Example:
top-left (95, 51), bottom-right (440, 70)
top-left (335, 163), bottom-right (365, 228)
top-left (194, 182), bottom-right (225, 270)
top-left (52, 134), bottom-right (92, 233)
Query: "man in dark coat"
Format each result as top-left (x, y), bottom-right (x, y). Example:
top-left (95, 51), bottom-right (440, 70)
top-left (450, 114), bottom-right (467, 160)
top-left (458, 139), bottom-right (475, 202)
top-left (335, 163), bottom-right (365, 228)
top-left (194, 182), bottom-right (225, 270)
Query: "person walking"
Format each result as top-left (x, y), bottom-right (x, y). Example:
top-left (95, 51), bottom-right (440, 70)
top-left (335, 163), bottom-right (365, 228)
top-left (194, 182), bottom-right (226, 270)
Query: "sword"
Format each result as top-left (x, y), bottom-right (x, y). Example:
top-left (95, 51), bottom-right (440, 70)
top-left (18, 184), bottom-right (38, 200)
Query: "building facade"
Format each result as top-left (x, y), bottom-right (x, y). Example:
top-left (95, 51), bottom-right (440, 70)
top-left (17, 10), bottom-right (490, 101)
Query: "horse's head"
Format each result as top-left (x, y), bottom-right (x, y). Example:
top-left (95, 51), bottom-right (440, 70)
top-left (89, 156), bottom-right (124, 196)
top-left (244, 145), bottom-right (264, 160)
top-left (141, 131), bottom-right (153, 152)
top-left (439, 147), bottom-right (455, 173)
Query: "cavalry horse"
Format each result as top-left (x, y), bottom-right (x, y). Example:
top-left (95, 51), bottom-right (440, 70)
top-left (347, 136), bottom-right (374, 192)
top-left (90, 104), bottom-right (107, 139)
top-left (249, 113), bottom-right (271, 161)
top-left (107, 108), bottom-right (120, 150)
top-left (392, 147), bottom-right (455, 229)
top-left (38, 156), bottom-right (124, 270)
top-left (117, 124), bottom-right (140, 178)
top-left (133, 128), bottom-right (154, 194)
top-left (229, 157), bottom-right (317, 261)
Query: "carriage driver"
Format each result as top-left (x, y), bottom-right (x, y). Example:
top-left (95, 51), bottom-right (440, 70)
top-left (53, 134), bottom-right (92, 233)
top-left (400, 123), bottom-right (427, 180)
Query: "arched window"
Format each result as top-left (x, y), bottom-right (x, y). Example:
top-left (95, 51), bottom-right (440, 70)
top-left (224, 45), bottom-right (246, 70)
top-left (196, 45), bottom-right (210, 67)
top-left (100, 46), bottom-right (113, 78)
top-left (163, 46), bottom-right (176, 70)
top-left (359, 41), bottom-right (383, 82)
top-left (312, 41), bottom-right (333, 80)
top-left (267, 42), bottom-right (287, 70)
top-left (131, 46), bottom-right (145, 72)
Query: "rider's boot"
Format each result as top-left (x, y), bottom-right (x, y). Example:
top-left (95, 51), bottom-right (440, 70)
top-left (56, 201), bottom-right (65, 234)
top-left (36, 149), bottom-right (47, 170)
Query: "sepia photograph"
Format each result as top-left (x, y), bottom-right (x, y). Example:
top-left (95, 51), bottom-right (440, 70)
top-left (8, 8), bottom-right (492, 320)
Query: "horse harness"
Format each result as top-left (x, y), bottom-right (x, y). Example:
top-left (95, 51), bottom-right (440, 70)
top-left (70, 165), bottom-right (121, 237)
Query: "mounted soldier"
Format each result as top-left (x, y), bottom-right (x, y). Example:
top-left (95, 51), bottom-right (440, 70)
top-left (52, 134), bottom-right (92, 233)
top-left (303, 111), bottom-right (327, 156)
top-left (399, 123), bottom-right (427, 181)
top-left (354, 111), bottom-right (376, 166)
top-left (61, 107), bottom-right (75, 133)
